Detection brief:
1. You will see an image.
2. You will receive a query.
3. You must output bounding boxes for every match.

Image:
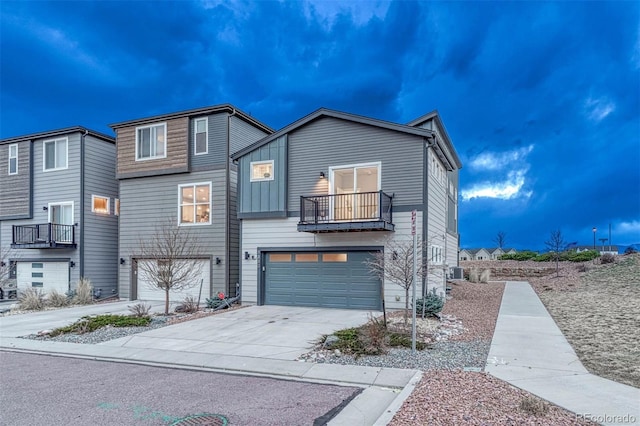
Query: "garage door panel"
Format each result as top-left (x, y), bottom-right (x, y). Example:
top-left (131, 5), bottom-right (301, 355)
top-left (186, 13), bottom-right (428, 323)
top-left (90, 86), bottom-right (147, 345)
top-left (17, 262), bottom-right (69, 294)
top-left (137, 260), bottom-right (211, 302)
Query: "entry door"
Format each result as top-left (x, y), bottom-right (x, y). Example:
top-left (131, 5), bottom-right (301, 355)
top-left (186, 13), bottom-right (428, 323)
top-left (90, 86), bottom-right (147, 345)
top-left (49, 202), bottom-right (74, 242)
top-left (330, 164), bottom-right (380, 221)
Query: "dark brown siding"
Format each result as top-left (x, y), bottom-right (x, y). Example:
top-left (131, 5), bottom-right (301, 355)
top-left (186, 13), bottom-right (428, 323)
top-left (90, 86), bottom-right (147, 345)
top-left (0, 140), bottom-right (31, 219)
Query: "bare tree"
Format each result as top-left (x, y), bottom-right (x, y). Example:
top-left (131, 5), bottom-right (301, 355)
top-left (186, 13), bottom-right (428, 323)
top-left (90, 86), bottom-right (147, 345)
top-left (545, 229), bottom-right (566, 277)
top-left (0, 247), bottom-right (17, 300)
top-left (137, 219), bottom-right (204, 314)
top-left (494, 231), bottom-right (507, 249)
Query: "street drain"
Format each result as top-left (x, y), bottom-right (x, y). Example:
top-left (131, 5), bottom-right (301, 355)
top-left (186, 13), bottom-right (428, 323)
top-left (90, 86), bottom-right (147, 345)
top-left (171, 413), bottom-right (228, 426)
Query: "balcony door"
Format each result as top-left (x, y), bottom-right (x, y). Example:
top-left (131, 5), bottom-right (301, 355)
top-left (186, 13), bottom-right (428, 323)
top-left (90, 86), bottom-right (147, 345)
top-left (329, 163), bottom-right (380, 221)
top-left (49, 202), bottom-right (74, 242)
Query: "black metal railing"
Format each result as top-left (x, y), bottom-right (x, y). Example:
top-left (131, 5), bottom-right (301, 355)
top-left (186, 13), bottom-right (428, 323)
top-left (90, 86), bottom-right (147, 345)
top-left (12, 223), bottom-right (76, 246)
top-left (299, 191), bottom-right (393, 225)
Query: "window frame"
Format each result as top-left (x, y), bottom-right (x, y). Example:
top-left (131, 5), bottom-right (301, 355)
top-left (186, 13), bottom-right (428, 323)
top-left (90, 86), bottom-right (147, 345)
top-left (8, 144), bottom-right (18, 175)
top-left (91, 195), bottom-right (110, 214)
top-left (114, 198), bottom-right (120, 216)
top-left (178, 182), bottom-right (212, 226)
top-left (193, 117), bottom-right (208, 156)
top-left (42, 137), bottom-right (68, 172)
top-left (250, 160), bottom-right (275, 182)
top-left (135, 123), bottom-right (167, 161)
top-left (430, 245), bottom-right (443, 265)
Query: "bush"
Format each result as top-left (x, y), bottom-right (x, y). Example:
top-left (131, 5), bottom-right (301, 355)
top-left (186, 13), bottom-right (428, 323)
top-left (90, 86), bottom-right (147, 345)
top-left (175, 295), bottom-right (199, 313)
top-left (415, 288), bottom-right (444, 318)
top-left (499, 251), bottom-right (539, 261)
top-left (72, 277), bottom-right (93, 305)
top-left (50, 314), bottom-right (151, 336)
top-left (18, 287), bottom-right (46, 310)
top-left (47, 290), bottom-right (70, 308)
top-left (206, 297), bottom-right (233, 309)
top-left (533, 253), bottom-right (553, 262)
top-left (128, 302), bottom-right (151, 317)
top-left (600, 253), bottom-right (616, 264)
top-left (566, 250), bottom-right (599, 262)
top-left (388, 332), bottom-right (427, 350)
top-left (519, 395), bottom-right (549, 416)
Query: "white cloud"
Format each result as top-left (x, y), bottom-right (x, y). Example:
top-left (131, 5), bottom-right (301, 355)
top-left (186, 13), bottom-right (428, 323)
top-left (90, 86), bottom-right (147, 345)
top-left (303, 0), bottom-right (390, 29)
top-left (616, 220), bottom-right (640, 235)
top-left (468, 145), bottom-right (534, 171)
top-left (461, 170), bottom-right (532, 201)
top-left (584, 96), bottom-right (616, 122)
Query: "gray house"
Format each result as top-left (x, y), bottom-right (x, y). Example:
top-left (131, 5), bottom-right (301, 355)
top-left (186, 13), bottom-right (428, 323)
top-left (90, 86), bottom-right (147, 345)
top-left (110, 104), bottom-right (272, 302)
top-left (0, 127), bottom-right (118, 298)
top-left (232, 108), bottom-right (462, 311)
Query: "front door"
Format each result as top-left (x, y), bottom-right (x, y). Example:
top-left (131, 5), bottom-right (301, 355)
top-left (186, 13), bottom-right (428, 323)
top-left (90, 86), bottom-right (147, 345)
top-left (49, 202), bottom-right (74, 242)
top-left (330, 163), bottom-right (380, 221)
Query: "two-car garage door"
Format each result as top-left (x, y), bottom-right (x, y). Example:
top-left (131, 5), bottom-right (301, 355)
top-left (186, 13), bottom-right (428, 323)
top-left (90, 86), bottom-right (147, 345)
top-left (264, 250), bottom-right (381, 310)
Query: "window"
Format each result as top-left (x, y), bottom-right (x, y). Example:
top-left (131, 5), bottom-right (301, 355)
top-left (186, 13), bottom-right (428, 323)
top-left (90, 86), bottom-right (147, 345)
top-left (43, 137), bottom-right (68, 171)
top-left (32, 263), bottom-right (43, 268)
top-left (136, 123), bottom-right (166, 160)
top-left (179, 183), bottom-right (211, 225)
top-left (32, 272), bottom-right (43, 278)
top-left (250, 160), bottom-right (274, 182)
top-left (194, 117), bottom-right (208, 155)
top-left (8, 144), bottom-right (18, 174)
top-left (92, 195), bottom-right (110, 214)
top-left (269, 253), bottom-right (292, 262)
top-left (430, 246), bottom-right (443, 264)
top-left (322, 253), bottom-right (348, 262)
top-left (114, 199), bottom-right (120, 216)
top-left (32, 282), bottom-right (44, 288)
top-left (295, 253), bottom-right (318, 262)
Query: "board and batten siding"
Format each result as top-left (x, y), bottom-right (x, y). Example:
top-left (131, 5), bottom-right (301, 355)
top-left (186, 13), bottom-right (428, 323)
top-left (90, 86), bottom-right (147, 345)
top-left (228, 170), bottom-right (240, 295)
top-left (0, 140), bottom-right (32, 219)
top-left (82, 135), bottom-right (118, 296)
top-left (190, 113), bottom-right (227, 169)
top-left (118, 170), bottom-right (227, 300)
top-left (240, 212), bottom-right (427, 310)
top-left (229, 115), bottom-right (271, 156)
top-left (287, 117), bottom-right (425, 213)
top-left (238, 136), bottom-right (287, 215)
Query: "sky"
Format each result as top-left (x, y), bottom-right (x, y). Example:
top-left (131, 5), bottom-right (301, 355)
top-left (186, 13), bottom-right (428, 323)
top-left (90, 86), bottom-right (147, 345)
top-left (1, 0), bottom-right (639, 250)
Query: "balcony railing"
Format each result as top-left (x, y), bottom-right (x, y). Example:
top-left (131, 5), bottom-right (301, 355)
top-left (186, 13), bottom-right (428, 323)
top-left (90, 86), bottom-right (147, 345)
top-left (298, 191), bottom-right (394, 233)
top-left (11, 223), bottom-right (77, 249)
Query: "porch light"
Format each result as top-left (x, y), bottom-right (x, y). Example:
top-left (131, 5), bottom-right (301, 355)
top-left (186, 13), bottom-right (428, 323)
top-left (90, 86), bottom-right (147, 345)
top-left (120, 258), bottom-right (126, 265)
top-left (319, 172), bottom-right (325, 179)
top-left (244, 251), bottom-right (250, 260)
top-left (42, 206), bottom-right (48, 211)
top-left (69, 261), bottom-right (75, 268)
top-left (216, 257), bottom-right (222, 265)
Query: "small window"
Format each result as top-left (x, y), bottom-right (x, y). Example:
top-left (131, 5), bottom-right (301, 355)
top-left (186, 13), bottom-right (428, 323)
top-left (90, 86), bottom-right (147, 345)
top-left (92, 195), bottom-right (110, 214)
top-left (250, 160), bottom-right (274, 182)
top-left (269, 253), bottom-right (292, 262)
top-left (322, 253), bottom-right (348, 262)
top-left (32, 272), bottom-right (44, 278)
top-left (295, 253), bottom-right (318, 262)
top-left (32, 263), bottom-right (43, 269)
top-left (114, 199), bottom-right (120, 216)
top-left (136, 123), bottom-right (166, 160)
top-left (194, 117), bottom-right (208, 155)
top-left (32, 282), bottom-right (44, 288)
top-left (8, 144), bottom-right (18, 175)
top-left (179, 182), bottom-right (211, 225)
top-left (43, 137), bottom-right (68, 171)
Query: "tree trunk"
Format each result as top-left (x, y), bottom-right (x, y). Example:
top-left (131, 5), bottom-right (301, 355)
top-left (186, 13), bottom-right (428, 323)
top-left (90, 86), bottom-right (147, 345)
top-left (165, 288), bottom-right (170, 315)
top-left (404, 287), bottom-right (409, 325)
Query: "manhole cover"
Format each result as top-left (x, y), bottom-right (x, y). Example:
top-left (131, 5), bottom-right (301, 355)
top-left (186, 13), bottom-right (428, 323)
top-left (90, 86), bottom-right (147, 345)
top-left (171, 413), bottom-right (228, 426)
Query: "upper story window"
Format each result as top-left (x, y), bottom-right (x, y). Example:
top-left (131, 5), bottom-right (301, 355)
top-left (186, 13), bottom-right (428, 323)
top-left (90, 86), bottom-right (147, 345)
top-left (92, 195), bottom-right (110, 214)
top-left (43, 137), bottom-right (68, 171)
top-left (430, 245), bottom-right (443, 264)
top-left (250, 160), bottom-right (274, 182)
top-left (179, 182), bottom-right (211, 225)
top-left (194, 117), bottom-right (208, 155)
top-left (8, 144), bottom-right (18, 175)
top-left (136, 123), bottom-right (166, 161)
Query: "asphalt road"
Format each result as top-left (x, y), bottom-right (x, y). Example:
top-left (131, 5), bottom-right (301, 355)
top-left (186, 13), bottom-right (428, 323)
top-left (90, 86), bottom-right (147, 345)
top-left (0, 351), bottom-right (361, 426)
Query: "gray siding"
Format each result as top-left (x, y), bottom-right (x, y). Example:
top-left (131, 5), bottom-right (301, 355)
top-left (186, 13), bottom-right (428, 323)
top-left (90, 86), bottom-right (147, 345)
top-left (287, 117), bottom-right (425, 212)
top-left (238, 136), bottom-right (287, 215)
top-left (229, 115), bottom-right (270, 155)
top-left (0, 140), bottom-right (32, 219)
top-left (82, 135), bottom-right (118, 296)
top-left (190, 113), bottom-right (228, 169)
top-left (228, 170), bottom-right (240, 296)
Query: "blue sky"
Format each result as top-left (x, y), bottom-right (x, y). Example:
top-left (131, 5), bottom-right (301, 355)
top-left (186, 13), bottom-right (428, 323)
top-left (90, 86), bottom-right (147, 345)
top-left (1, 1), bottom-right (639, 249)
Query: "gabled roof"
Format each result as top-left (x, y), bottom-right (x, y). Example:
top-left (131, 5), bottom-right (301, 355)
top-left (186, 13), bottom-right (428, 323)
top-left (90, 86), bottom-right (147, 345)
top-left (0, 126), bottom-right (114, 145)
top-left (231, 107), bottom-right (462, 170)
top-left (407, 109), bottom-right (461, 169)
top-left (109, 103), bottom-right (273, 134)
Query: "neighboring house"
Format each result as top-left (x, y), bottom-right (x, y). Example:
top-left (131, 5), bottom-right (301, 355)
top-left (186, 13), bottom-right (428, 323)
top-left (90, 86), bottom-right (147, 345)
top-left (459, 248), bottom-right (492, 261)
top-left (490, 247), bottom-right (504, 260)
top-left (459, 249), bottom-right (473, 261)
top-left (232, 108), bottom-right (462, 310)
top-left (575, 245), bottom-right (618, 256)
top-left (111, 104), bottom-right (272, 302)
top-left (0, 127), bottom-right (118, 298)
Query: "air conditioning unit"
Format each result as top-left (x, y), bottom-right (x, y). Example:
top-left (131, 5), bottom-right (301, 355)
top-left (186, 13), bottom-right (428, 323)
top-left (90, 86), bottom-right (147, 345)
top-left (450, 267), bottom-right (464, 280)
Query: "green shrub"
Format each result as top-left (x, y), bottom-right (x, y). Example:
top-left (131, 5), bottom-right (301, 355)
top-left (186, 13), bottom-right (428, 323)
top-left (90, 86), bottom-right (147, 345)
top-left (600, 253), bottom-right (616, 264)
top-left (72, 277), bottom-right (93, 305)
top-left (388, 332), bottom-right (427, 350)
top-left (415, 288), bottom-right (444, 317)
top-left (206, 297), bottom-right (232, 309)
top-left (50, 314), bottom-right (151, 336)
top-left (533, 253), bottom-right (553, 262)
top-left (499, 251), bottom-right (539, 261)
top-left (566, 250), bottom-right (599, 262)
top-left (47, 290), bottom-right (70, 308)
top-left (18, 287), bottom-right (46, 310)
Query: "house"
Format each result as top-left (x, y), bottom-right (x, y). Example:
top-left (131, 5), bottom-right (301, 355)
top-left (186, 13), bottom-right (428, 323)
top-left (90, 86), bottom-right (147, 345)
top-left (459, 249), bottom-right (473, 261)
top-left (575, 245), bottom-right (618, 256)
top-left (110, 104), bottom-right (273, 302)
top-left (231, 108), bottom-right (462, 310)
top-left (0, 127), bottom-right (118, 298)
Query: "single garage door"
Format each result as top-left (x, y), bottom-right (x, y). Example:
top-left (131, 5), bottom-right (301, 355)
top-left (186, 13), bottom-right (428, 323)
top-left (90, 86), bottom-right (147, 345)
top-left (264, 251), bottom-right (381, 310)
top-left (136, 259), bottom-right (211, 302)
top-left (16, 261), bottom-right (69, 294)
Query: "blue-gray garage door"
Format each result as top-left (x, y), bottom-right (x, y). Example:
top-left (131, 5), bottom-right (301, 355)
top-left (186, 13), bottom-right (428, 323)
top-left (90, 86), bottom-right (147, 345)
top-left (264, 251), bottom-right (381, 310)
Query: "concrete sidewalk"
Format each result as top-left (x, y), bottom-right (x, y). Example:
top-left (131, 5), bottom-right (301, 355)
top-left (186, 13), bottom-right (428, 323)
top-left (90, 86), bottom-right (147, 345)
top-left (486, 281), bottom-right (639, 426)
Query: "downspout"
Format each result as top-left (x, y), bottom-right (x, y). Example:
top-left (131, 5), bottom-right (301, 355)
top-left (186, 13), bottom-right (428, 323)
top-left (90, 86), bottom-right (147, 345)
top-left (226, 108), bottom-right (237, 296)
top-left (79, 129), bottom-right (88, 280)
top-left (423, 134), bottom-right (436, 300)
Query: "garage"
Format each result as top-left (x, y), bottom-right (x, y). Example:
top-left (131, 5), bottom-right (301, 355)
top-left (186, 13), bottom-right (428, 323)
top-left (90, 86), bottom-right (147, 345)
top-left (263, 250), bottom-right (381, 310)
top-left (16, 261), bottom-right (69, 294)
top-left (136, 259), bottom-right (211, 302)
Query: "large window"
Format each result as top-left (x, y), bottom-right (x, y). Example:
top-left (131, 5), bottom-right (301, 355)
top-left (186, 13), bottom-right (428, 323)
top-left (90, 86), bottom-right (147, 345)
top-left (179, 183), bottom-right (211, 225)
top-left (136, 123), bottom-right (166, 160)
top-left (194, 117), bottom-right (208, 155)
top-left (8, 144), bottom-right (18, 174)
top-left (250, 160), bottom-right (274, 182)
top-left (92, 195), bottom-right (110, 214)
top-left (43, 138), bottom-right (68, 171)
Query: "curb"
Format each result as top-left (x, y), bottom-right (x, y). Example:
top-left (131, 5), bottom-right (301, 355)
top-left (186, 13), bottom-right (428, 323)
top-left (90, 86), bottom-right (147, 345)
top-left (373, 370), bottom-right (423, 425)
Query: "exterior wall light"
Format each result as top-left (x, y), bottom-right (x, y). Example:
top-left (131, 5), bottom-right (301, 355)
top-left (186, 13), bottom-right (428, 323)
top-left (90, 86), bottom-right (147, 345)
top-left (319, 172), bottom-right (325, 179)
top-left (120, 258), bottom-right (126, 265)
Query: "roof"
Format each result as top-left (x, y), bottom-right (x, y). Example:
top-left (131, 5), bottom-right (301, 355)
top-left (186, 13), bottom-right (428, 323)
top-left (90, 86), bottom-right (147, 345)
top-left (0, 126), bottom-right (115, 145)
top-left (109, 103), bottom-right (274, 134)
top-left (231, 107), bottom-right (462, 169)
top-left (407, 109), bottom-right (461, 168)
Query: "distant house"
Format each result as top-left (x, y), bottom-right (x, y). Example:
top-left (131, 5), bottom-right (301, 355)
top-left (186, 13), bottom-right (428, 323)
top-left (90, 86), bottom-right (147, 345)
top-left (459, 247), bottom-right (517, 261)
top-left (575, 245), bottom-right (618, 256)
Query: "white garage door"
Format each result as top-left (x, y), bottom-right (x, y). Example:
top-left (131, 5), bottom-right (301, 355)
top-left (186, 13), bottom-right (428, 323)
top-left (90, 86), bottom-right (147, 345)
top-left (136, 259), bottom-right (211, 302)
top-left (16, 261), bottom-right (69, 294)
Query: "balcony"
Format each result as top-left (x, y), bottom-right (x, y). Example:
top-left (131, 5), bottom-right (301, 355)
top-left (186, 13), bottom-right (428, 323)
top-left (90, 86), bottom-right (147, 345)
top-left (11, 223), bottom-right (77, 249)
top-left (298, 191), bottom-right (394, 233)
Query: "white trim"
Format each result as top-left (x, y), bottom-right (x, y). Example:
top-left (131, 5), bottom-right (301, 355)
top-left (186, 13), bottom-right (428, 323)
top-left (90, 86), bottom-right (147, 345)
top-left (91, 194), bottom-right (110, 214)
top-left (114, 198), bottom-right (120, 216)
top-left (47, 201), bottom-right (74, 224)
top-left (8, 143), bottom-right (18, 175)
top-left (193, 117), bottom-right (208, 155)
top-left (250, 160), bottom-right (275, 182)
top-left (328, 161), bottom-right (382, 195)
top-left (178, 182), bottom-right (212, 226)
top-left (135, 122), bottom-right (167, 161)
top-left (42, 137), bottom-right (69, 172)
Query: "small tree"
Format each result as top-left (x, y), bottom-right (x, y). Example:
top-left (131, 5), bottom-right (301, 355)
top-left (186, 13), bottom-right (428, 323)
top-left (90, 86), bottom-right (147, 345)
top-left (494, 231), bottom-right (507, 249)
top-left (137, 219), bottom-right (204, 314)
top-left (0, 247), bottom-right (14, 300)
top-left (545, 229), bottom-right (566, 277)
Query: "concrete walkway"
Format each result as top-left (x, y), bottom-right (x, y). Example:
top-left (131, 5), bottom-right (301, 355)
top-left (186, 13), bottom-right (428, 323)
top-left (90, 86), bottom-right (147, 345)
top-left (486, 281), bottom-right (640, 426)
